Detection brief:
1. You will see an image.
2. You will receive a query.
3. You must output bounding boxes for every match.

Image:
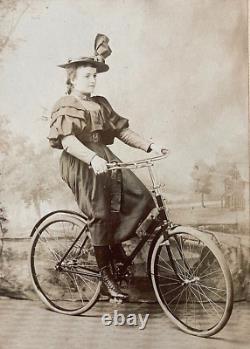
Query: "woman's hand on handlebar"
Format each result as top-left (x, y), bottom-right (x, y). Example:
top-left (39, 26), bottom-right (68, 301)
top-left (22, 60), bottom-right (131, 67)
top-left (150, 143), bottom-right (169, 156)
top-left (90, 155), bottom-right (108, 175)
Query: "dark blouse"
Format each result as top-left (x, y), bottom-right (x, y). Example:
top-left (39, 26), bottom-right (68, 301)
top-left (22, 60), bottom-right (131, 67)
top-left (48, 95), bottom-right (129, 149)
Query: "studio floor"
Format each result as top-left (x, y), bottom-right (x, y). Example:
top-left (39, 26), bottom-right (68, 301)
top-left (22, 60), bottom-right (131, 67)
top-left (0, 298), bottom-right (249, 349)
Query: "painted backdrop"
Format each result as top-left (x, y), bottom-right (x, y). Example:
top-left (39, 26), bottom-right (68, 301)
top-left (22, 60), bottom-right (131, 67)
top-left (0, 0), bottom-right (249, 299)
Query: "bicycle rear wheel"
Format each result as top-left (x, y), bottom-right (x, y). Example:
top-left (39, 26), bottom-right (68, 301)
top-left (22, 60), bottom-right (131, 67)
top-left (29, 213), bottom-right (101, 315)
top-left (149, 226), bottom-right (233, 337)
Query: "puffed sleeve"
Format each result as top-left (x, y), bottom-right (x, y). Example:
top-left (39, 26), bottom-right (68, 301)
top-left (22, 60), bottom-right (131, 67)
top-left (47, 96), bottom-right (87, 149)
top-left (92, 96), bottom-right (129, 143)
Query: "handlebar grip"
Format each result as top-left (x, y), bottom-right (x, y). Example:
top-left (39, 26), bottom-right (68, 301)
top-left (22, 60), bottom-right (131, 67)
top-left (161, 149), bottom-right (168, 155)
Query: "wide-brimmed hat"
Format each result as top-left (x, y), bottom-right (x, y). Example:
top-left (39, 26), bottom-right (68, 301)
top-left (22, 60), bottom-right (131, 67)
top-left (58, 33), bottom-right (112, 73)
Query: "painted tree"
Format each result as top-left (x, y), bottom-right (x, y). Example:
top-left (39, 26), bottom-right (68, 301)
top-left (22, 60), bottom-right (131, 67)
top-left (0, 2), bottom-right (63, 221)
top-left (0, 0), bottom-right (30, 54)
top-left (0, 0), bottom-right (30, 225)
top-left (2, 136), bottom-right (62, 218)
top-left (223, 164), bottom-right (245, 210)
top-left (191, 160), bottom-right (213, 208)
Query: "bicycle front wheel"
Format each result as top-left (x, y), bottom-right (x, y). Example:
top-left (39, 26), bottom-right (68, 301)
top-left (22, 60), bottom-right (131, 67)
top-left (149, 226), bottom-right (233, 337)
top-left (29, 213), bottom-right (101, 315)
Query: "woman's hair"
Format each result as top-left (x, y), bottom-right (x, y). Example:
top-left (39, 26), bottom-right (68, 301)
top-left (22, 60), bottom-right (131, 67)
top-left (65, 62), bottom-right (96, 95)
top-left (65, 64), bottom-right (77, 95)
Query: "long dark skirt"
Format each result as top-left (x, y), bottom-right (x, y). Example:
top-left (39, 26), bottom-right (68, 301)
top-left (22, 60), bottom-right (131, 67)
top-left (59, 143), bottom-right (155, 246)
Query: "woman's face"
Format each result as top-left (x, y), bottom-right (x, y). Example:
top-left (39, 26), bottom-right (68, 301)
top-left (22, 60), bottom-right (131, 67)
top-left (73, 65), bottom-right (97, 94)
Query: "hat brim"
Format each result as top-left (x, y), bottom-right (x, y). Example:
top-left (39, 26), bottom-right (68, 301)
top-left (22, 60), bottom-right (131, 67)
top-left (58, 57), bottom-right (109, 73)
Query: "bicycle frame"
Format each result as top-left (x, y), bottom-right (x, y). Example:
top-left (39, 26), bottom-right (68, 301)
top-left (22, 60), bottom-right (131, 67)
top-left (54, 154), bottom-right (180, 278)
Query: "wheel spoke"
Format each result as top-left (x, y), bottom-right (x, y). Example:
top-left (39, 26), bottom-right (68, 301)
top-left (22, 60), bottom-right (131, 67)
top-left (157, 262), bottom-right (176, 275)
top-left (45, 227), bottom-right (69, 256)
top-left (198, 283), bottom-right (226, 300)
top-left (168, 285), bottom-right (187, 306)
top-left (200, 268), bottom-right (223, 280)
top-left (165, 248), bottom-right (189, 278)
top-left (172, 257), bottom-right (191, 279)
top-left (188, 284), bottom-right (212, 329)
top-left (71, 272), bottom-right (85, 304)
top-left (172, 285), bottom-right (188, 313)
top-left (77, 273), bottom-right (95, 295)
top-left (156, 273), bottom-right (181, 282)
top-left (158, 255), bottom-right (177, 274)
top-left (39, 234), bottom-right (61, 262)
top-left (194, 284), bottom-right (224, 316)
top-left (161, 283), bottom-right (183, 297)
top-left (190, 248), bottom-right (213, 278)
top-left (159, 281), bottom-right (179, 286)
top-left (61, 272), bottom-right (76, 302)
top-left (198, 258), bottom-right (219, 279)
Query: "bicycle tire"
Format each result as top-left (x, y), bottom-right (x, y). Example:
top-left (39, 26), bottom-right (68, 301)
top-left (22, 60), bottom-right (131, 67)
top-left (149, 226), bottom-right (233, 337)
top-left (29, 212), bottom-right (101, 315)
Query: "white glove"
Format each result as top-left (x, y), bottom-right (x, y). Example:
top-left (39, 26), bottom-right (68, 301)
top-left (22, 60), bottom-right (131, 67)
top-left (90, 155), bottom-right (108, 175)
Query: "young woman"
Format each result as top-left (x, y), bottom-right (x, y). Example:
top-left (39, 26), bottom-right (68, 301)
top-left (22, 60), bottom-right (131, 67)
top-left (48, 34), bottom-right (167, 300)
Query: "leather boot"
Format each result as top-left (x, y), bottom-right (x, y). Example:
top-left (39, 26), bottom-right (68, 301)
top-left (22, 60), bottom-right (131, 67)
top-left (110, 243), bottom-right (127, 264)
top-left (94, 245), bottom-right (129, 300)
top-left (100, 266), bottom-right (129, 300)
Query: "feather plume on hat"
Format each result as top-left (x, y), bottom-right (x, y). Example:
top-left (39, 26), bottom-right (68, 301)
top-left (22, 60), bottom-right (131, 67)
top-left (58, 33), bottom-right (111, 73)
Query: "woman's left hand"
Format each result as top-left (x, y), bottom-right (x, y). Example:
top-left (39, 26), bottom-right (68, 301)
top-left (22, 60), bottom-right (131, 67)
top-left (150, 143), bottom-right (169, 156)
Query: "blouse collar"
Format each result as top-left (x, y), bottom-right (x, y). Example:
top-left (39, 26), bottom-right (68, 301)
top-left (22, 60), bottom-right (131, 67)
top-left (71, 89), bottom-right (92, 101)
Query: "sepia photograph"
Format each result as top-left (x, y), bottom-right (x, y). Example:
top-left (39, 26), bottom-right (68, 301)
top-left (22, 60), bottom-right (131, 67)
top-left (0, 0), bottom-right (249, 348)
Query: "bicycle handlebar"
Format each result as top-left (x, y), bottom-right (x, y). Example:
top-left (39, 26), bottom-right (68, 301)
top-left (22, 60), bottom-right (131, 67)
top-left (106, 153), bottom-right (168, 170)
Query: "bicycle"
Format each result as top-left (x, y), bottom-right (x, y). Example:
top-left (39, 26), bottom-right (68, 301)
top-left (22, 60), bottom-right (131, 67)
top-left (29, 154), bottom-right (233, 337)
